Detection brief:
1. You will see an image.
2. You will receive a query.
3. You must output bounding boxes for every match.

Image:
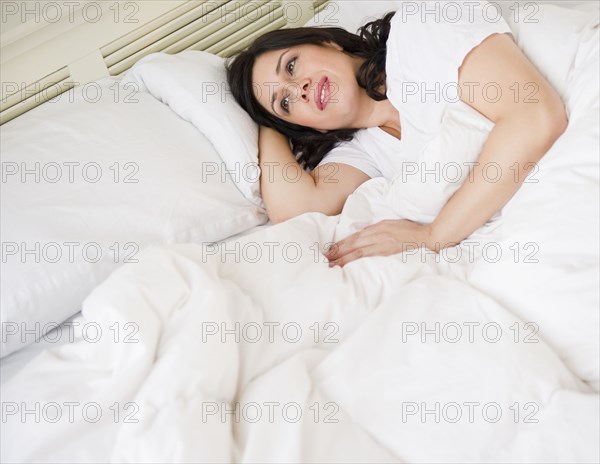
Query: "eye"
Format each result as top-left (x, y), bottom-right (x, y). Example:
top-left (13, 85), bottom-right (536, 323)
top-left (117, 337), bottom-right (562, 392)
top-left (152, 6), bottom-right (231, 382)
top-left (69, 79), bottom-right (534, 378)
top-left (286, 57), bottom-right (296, 75)
top-left (281, 95), bottom-right (290, 113)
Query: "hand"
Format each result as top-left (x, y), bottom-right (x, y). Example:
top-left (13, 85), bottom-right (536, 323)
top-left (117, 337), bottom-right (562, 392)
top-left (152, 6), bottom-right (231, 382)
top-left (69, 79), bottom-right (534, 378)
top-left (325, 219), bottom-right (433, 267)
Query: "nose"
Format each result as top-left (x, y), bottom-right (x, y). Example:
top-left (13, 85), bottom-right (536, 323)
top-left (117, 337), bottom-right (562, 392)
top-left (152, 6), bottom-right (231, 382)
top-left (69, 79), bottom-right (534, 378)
top-left (289, 78), bottom-right (311, 103)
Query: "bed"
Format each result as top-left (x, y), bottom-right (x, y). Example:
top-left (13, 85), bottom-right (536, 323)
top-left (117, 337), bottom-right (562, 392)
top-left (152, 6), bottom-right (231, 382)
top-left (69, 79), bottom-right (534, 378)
top-left (1, 1), bottom-right (599, 462)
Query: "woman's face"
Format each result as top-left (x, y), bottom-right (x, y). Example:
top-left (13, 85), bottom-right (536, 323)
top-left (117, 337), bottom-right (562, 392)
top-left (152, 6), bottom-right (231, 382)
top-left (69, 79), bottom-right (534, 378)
top-left (252, 42), bottom-right (365, 131)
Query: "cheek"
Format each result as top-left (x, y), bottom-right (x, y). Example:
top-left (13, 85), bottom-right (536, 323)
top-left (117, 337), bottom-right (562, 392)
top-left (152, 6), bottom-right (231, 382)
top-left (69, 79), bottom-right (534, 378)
top-left (332, 79), bottom-right (356, 107)
top-left (294, 114), bottom-right (315, 127)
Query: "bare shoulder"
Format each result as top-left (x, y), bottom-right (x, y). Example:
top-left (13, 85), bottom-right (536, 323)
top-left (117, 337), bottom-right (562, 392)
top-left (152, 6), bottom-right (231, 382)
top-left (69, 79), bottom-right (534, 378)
top-left (458, 32), bottom-right (566, 126)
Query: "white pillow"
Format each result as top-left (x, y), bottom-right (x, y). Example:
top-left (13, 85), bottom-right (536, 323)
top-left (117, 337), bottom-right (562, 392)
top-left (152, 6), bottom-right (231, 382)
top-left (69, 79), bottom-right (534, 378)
top-left (121, 50), bottom-right (264, 209)
top-left (502, 2), bottom-right (598, 113)
top-left (0, 76), bottom-right (267, 358)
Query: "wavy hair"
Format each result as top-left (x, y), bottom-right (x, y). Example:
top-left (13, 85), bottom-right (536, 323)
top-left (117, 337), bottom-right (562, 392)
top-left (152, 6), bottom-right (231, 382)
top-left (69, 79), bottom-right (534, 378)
top-left (225, 11), bottom-right (395, 171)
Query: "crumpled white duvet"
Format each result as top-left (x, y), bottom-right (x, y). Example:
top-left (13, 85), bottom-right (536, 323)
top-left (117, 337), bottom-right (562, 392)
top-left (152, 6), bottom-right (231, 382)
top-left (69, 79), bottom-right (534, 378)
top-left (3, 122), bottom-right (599, 462)
top-left (2, 15), bottom-right (599, 464)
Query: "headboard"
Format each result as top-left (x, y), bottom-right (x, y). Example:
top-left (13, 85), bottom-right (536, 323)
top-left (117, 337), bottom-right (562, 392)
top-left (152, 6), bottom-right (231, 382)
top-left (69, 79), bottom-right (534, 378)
top-left (0, 0), bottom-right (329, 125)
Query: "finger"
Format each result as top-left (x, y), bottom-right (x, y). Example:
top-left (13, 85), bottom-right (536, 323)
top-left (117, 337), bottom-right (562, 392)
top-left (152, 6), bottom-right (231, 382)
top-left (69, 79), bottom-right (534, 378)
top-left (324, 241), bottom-right (342, 257)
top-left (327, 232), bottom-right (379, 262)
top-left (326, 226), bottom-right (382, 261)
top-left (325, 232), bottom-right (360, 260)
top-left (329, 234), bottom-right (383, 264)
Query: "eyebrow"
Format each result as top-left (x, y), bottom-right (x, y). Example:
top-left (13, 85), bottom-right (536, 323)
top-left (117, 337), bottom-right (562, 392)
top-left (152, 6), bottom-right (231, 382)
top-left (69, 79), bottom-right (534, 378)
top-left (270, 49), bottom-right (290, 115)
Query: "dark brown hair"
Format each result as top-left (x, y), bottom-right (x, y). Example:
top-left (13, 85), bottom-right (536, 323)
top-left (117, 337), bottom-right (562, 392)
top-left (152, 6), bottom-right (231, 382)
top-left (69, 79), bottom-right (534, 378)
top-left (225, 12), bottom-right (395, 171)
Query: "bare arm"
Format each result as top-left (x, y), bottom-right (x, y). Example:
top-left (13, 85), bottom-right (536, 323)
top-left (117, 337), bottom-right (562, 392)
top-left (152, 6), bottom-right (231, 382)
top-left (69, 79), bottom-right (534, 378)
top-left (427, 33), bottom-right (568, 250)
top-left (258, 126), bottom-right (370, 223)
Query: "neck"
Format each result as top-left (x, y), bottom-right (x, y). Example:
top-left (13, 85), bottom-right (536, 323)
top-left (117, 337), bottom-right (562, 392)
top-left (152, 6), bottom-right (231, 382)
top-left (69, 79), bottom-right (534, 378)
top-left (349, 56), bottom-right (399, 130)
top-left (354, 91), bottom-right (399, 130)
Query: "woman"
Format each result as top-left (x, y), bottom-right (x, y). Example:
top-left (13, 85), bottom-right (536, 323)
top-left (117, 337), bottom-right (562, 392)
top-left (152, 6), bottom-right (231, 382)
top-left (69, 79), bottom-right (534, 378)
top-left (226, 2), bottom-right (568, 267)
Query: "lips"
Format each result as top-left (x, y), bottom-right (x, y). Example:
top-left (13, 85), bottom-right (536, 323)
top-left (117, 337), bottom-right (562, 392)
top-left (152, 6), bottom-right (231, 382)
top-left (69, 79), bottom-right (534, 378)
top-left (316, 76), bottom-right (330, 111)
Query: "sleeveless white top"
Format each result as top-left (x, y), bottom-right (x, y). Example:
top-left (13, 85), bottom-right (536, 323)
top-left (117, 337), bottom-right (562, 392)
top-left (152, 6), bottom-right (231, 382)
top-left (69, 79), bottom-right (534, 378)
top-left (315, 0), bottom-right (513, 179)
